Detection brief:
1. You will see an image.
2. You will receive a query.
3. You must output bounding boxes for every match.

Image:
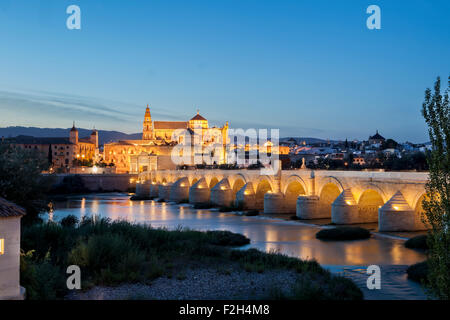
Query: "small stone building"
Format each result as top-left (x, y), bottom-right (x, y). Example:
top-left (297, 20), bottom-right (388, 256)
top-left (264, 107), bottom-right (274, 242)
top-left (0, 197), bottom-right (26, 300)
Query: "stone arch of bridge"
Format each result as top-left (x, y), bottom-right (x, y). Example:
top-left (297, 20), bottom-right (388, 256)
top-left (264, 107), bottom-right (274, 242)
top-left (283, 175), bottom-right (308, 213)
top-left (255, 176), bottom-right (274, 208)
top-left (229, 173), bottom-right (248, 194)
top-left (207, 176), bottom-right (221, 189)
top-left (357, 188), bottom-right (385, 223)
top-left (283, 175), bottom-right (308, 196)
top-left (318, 178), bottom-right (343, 218)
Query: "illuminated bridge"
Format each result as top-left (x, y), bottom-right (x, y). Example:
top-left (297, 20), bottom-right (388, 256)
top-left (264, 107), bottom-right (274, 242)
top-left (135, 169), bottom-right (429, 232)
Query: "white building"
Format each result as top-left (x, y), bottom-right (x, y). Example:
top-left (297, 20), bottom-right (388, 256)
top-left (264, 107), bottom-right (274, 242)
top-left (0, 198), bottom-right (26, 300)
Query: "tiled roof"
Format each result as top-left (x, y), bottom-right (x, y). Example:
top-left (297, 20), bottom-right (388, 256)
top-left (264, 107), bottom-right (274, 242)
top-left (153, 121), bottom-right (188, 129)
top-left (190, 113), bottom-right (207, 121)
top-left (0, 198), bottom-right (26, 217)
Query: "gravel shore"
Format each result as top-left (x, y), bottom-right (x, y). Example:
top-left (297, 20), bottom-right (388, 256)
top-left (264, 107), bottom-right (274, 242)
top-left (66, 267), bottom-right (299, 300)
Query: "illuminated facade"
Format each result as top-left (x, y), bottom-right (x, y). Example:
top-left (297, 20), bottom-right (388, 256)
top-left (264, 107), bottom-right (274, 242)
top-left (103, 106), bottom-right (229, 173)
top-left (9, 123), bottom-right (98, 169)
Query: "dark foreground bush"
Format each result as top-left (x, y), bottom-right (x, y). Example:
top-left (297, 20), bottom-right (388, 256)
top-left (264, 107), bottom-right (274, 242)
top-left (405, 235), bottom-right (428, 250)
top-left (316, 227), bottom-right (371, 241)
top-left (407, 261), bottom-right (429, 283)
top-left (60, 215), bottom-right (79, 228)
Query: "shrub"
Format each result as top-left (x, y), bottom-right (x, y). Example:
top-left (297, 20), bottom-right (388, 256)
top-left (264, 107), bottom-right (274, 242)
top-left (68, 233), bottom-right (148, 285)
top-left (405, 235), bottom-right (428, 250)
top-left (407, 261), bottom-right (429, 283)
top-left (290, 273), bottom-right (363, 300)
top-left (205, 230), bottom-right (250, 246)
top-left (316, 227), bottom-right (371, 241)
top-left (60, 215), bottom-right (79, 228)
top-left (20, 250), bottom-right (67, 300)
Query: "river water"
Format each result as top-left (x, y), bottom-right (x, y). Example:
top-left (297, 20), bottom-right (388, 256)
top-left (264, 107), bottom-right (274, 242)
top-left (49, 193), bottom-right (428, 299)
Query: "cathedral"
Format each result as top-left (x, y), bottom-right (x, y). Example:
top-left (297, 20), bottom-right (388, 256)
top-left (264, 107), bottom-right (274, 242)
top-left (103, 105), bottom-right (229, 173)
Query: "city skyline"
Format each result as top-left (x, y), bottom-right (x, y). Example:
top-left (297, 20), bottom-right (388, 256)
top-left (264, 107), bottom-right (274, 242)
top-left (1, 0), bottom-right (449, 142)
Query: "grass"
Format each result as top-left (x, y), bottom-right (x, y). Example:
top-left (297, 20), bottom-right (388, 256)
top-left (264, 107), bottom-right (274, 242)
top-left (316, 227), bottom-right (371, 241)
top-left (268, 273), bottom-right (363, 300)
top-left (21, 216), bottom-right (363, 300)
top-left (405, 235), bottom-right (428, 250)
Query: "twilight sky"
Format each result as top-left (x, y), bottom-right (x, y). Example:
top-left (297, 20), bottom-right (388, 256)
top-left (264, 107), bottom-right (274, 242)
top-left (0, 0), bottom-right (449, 142)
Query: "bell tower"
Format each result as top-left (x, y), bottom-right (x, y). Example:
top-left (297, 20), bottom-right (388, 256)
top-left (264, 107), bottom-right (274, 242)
top-left (142, 104), bottom-right (153, 140)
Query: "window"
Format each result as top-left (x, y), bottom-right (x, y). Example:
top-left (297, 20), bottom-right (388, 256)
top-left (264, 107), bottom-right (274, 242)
top-left (0, 238), bottom-right (4, 255)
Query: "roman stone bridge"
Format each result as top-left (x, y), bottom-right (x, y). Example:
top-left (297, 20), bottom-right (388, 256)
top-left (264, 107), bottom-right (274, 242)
top-left (135, 168), bottom-right (430, 232)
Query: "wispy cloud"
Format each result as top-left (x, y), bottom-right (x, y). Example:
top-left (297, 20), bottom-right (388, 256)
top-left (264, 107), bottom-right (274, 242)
top-left (0, 89), bottom-right (188, 132)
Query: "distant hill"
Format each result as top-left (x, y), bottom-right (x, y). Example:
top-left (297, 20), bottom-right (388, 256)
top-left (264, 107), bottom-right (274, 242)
top-left (0, 126), bottom-right (141, 146)
top-left (0, 126), bottom-right (344, 146)
top-left (280, 137), bottom-right (341, 144)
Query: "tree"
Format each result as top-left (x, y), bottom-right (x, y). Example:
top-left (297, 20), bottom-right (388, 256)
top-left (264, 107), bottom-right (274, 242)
top-left (0, 143), bottom-right (51, 224)
top-left (421, 76), bottom-right (450, 299)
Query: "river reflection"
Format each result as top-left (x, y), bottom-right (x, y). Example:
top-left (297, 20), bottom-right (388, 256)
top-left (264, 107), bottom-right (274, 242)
top-left (50, 193), bottom-right (426, 266)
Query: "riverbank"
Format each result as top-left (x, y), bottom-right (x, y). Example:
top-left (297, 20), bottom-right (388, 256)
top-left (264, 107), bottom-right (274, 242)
top-left (22, 216), bottom-right (362, 300)
top-left (46, 193), bottom-right (428, 299)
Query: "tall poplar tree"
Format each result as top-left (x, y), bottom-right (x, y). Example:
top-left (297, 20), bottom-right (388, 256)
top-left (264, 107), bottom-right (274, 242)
top-left (421, 76), bottom-right (450, 299)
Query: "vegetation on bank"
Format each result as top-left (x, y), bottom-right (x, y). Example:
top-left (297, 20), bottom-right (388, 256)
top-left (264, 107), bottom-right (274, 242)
top-left (405, 235), bottom-right (429, 250)
top-left (21, 216), bottom-right (362, 300)
top-left (0, 143), bottom-right (51, 224)
top-left (407, 261), bottom-right (429, 283)
top-left (420, 76), bottom-right (450, 299)
top-left (316, 227), bottom-right (371, 241)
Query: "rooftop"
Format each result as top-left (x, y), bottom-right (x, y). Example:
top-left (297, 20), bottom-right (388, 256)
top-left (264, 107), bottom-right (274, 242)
top-left (190, 112), bottom-right (207, 121)
top-left (0, 197), bottom-right (26, 218)
top-left (153, 121), bottom-right (188, 130)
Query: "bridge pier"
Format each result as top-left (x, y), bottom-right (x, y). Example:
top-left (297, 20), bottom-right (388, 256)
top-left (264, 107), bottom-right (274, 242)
top-left (150, 183), bottom-right (159, 198)
top-left (235, 182), bottom-right (257, 209)
top-left (264, 192), bottom-right (289, 214)
top-left (379, 191), bottom-right (419, 231)
top-left (170, 178), bottom-right (190, 203)
top-left (296, 195), bottom-right (323, 219)
top-left (135, 180), bottom-right (151, 198)
top-left (210, 179), bottom-right (234, 207)
top-left (331, 189), bottom-right (360, 224)
top-left (189, 178), bottom-right (211, 204)
top-left (158, 183), bottom-right (172, 201)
